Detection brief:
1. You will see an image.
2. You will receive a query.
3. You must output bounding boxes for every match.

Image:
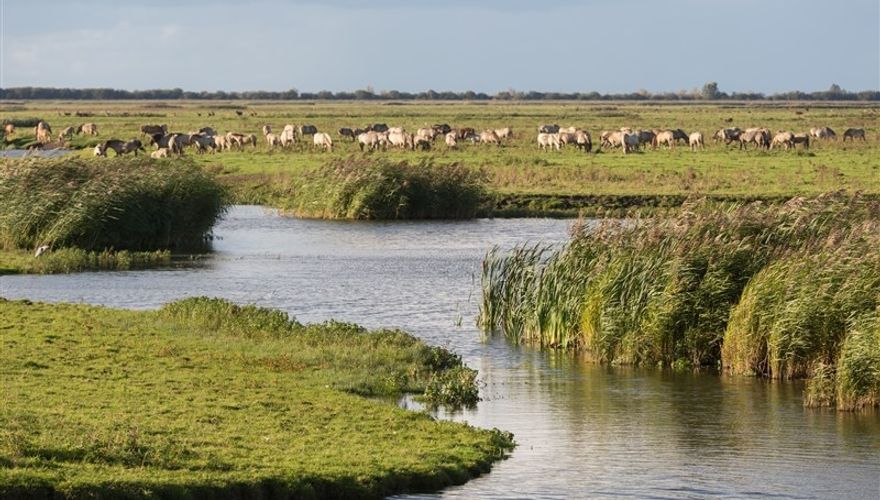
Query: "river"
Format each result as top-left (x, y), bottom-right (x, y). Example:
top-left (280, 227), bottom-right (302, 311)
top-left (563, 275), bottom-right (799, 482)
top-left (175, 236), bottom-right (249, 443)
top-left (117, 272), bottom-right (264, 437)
top-left (1, 206), bottom-right (877, 499)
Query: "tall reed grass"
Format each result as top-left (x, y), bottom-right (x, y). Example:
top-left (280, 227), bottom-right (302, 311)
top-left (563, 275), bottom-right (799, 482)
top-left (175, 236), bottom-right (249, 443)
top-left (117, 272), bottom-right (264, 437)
top-left (0, 157), bottom-right (227, 251)
top-left (289, 157), bottom-right (485, 219)
top-left (479, 193), bottom-right (880, 409)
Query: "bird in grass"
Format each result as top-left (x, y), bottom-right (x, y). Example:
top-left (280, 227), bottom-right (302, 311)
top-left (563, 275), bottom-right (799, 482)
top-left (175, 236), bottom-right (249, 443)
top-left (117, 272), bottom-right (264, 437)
top-left (34, 245), bottom-right (50, 257)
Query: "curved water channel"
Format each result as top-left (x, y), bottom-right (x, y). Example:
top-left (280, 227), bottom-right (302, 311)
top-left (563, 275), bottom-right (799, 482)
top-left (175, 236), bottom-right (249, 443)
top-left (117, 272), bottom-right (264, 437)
top-left (2, 206), bottom-right (878, 499)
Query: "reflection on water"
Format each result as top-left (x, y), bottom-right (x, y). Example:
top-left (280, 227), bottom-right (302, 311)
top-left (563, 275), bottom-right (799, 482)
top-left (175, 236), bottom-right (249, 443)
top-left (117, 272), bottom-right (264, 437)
top-left (2, 206), bottom-right (878, 499)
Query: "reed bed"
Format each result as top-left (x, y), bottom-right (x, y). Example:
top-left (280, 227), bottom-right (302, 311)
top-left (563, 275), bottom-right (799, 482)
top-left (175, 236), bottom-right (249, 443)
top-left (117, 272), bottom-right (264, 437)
top-left (479, 193), bottom-right (880, 409)
top-left (0, 157), bottom-right (227, 251)
top-left (286, 157), bottom-right (485, 219)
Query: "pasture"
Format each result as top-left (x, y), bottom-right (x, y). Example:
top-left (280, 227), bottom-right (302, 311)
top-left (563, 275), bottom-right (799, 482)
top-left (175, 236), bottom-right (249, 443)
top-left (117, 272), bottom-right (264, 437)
top-left (3, 100), bottom-right (879, 215)
top-left (0, 297), bottom-right (510, 498)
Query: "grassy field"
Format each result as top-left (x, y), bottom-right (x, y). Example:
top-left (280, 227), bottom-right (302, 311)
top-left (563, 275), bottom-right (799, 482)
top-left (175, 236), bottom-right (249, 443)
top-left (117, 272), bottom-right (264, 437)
top-left (0, 297), bottom-right (512, 498)
top-left (3, 100), bottom-right (878, 216)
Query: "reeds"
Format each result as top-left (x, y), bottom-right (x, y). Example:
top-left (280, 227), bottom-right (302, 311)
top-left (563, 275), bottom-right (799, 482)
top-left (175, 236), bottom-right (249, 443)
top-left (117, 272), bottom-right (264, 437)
top-left (289, 157), bottom-right (486, 219)
top-left (0, 157), bottom-right (228, 251)
top-left (480, 193), bottom-right (880, 409)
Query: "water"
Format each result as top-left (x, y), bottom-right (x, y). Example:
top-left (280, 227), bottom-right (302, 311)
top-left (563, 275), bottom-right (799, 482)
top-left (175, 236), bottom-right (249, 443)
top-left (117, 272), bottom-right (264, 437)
top-left (0, 149), bottom-right (71, 158)
top-left (2, 206), bottom-right (878, 499)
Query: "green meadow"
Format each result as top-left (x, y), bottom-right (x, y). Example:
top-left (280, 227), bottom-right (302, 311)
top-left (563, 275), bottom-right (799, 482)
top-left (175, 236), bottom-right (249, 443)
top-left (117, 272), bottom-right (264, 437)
top-left (3, 101), bottom-right (878, 216)
top-left (0, 297), bottom-right (511, 498)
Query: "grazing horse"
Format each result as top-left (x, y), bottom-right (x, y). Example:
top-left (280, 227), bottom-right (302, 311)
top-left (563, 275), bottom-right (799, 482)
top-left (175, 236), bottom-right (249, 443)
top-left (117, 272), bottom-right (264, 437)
top-left (843, 128), bottom-right (866, 141)
top-left (94, 139), bottom-right (144, 156)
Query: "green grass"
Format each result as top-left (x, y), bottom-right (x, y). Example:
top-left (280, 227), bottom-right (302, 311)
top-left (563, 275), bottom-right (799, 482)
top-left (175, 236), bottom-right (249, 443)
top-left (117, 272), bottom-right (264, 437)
top-left (0, 297), bottom-right (511, 498)
top-left (478, 194), bottom-right (880, 410)
top-left (0, 157), bottom-right (227, 252)
top-left (3, 101), bottom-right (879, 217)
top-left (0, 248), bottom-right (171, 275)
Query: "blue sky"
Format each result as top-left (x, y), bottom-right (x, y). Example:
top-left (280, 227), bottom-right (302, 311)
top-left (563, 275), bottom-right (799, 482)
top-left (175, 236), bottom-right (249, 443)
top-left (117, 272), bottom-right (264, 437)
top-left (1, 0), bottom-right (878, 93)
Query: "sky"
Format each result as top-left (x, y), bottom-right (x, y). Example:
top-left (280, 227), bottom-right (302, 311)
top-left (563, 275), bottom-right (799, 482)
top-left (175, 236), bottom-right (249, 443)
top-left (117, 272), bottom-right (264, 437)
top-left (1, 0), bottom-right (878, 94)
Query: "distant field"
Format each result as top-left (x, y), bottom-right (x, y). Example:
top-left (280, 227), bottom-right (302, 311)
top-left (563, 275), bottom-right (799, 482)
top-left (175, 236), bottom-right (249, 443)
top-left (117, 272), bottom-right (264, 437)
top-left (3, 100), bottom-right (878, 214)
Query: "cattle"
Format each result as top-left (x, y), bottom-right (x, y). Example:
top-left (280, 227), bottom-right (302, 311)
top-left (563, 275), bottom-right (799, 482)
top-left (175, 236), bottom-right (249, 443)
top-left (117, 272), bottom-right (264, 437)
top-left (338, 127), bottom-right (357, 141)
top-left (494, 127), bottom-right (513, 140)
top-left (280, 125), bottom-right (296, 147)
top-left (58, 126), bottom-right (76, 141)
top-left (843, 128), bottom-right (866, 141)
top-left (94, 139), bottom-right (144, 156)
top-left (265, 133), bottom-right (281, 148)
top-left (141, 124), bottom-right (167, 137)
top-left (80, 123), bottom-right (98, 135)
top-left (654, 130), bottom-right (676, 149)
top-left (689, 131), bottom-right (705, 151)
top-left (480, 129), bottom-right (500, 145)
top-left (770, 131), bottom-right (795, 150)
top-left (151, 148), bottom-right (170, 158)
top-left (432, 123), bottom-right (452, 135)
top-left (714, 127), bottom-right (742, 145)
top-left (366, 123), bottom-right (388, 133)
top-left (538, 124), bottom-right (560, 134)
top-left (298, 124), bottom-right (318, 136)
top-left (575, 130), bottom-right (592, 152)
top-left (313, 132), bottom-right (333, 152)
top-left (792, 133), bottom-right (810, 149)
top-left (445, 132), bottom-right (458, 148)
top-left (810, 127), bottom-right (836, 140)
top-left (537, 132), bottom-right (561, 151)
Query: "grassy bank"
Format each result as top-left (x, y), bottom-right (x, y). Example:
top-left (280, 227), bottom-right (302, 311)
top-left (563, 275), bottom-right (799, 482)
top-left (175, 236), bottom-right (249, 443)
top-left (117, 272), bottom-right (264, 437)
top-left (0, 297), bottom-right (512, 498)
top-left (0, 248), bottom-right (171, 275)
top-left (0, 157), bottom-right (226, 273)
top-left (479, 194), bottom-right (880, 410)
top-left (4, 101), bottom-right (879, 217)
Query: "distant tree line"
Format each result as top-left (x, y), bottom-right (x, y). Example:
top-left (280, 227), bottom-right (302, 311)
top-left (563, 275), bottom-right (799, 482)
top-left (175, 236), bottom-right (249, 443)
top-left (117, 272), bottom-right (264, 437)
top-left (1, 83), bottom-right (878, 101)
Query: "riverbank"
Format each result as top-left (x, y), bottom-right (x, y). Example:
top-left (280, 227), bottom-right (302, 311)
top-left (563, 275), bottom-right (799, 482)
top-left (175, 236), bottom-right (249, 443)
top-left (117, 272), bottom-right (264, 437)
top-left (0, 248), bottom-right (172, 275)
top-left (0, 297), bottom-right (513, 498)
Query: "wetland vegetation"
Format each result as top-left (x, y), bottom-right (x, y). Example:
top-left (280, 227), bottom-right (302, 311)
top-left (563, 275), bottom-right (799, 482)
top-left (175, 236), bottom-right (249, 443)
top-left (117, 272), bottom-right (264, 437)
top-left (479, 193), bottom-right (880, 410)
top-left (0, 297), bottom-right (510, 498)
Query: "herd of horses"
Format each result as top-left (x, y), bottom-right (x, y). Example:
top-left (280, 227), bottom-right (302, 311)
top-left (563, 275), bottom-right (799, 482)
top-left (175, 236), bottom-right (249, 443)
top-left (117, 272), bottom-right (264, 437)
top-left (5, 119), bottom-right (869, 158)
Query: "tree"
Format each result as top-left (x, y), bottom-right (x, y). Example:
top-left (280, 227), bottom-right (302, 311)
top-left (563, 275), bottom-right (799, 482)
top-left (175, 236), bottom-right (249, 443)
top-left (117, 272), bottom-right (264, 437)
top-left (701, 81), bottom-right (720, 100)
